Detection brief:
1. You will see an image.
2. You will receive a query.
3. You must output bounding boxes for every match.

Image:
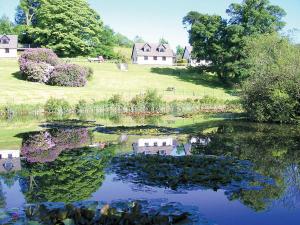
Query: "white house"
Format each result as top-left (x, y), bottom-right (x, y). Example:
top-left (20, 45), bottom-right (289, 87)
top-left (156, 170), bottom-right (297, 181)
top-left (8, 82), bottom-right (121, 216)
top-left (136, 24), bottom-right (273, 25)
top-left (133, 137), bottom-right (174, 155)
top-left (0, 150), bottom-right (21, 173)
top-left (0, 35), bottom-right (18, 58)
top-left (182, 46), bottom-right (210, 67)
top-left (131, 43), bottom-right (175, 65)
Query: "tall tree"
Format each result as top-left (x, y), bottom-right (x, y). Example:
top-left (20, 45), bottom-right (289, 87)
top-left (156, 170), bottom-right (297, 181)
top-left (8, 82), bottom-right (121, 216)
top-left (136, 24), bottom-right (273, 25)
top-left (176, 45), bottom-right (184, 59)
top-left (15, 0), bottom-right (40, 26)
top-left (23, 0), bottom-right (106, 57)
top-left (183, 0), bottom-right (286, 83)
top-left (0, 15), bottom-right (15, 34)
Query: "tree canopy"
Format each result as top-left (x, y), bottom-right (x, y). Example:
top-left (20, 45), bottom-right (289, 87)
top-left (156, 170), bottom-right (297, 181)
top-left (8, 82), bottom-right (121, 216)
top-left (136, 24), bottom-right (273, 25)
top-left (16, 0), bottom-right (112, 57)
top-left (183, 0), bottom-right (286, 84)
top-left (0, 15), bottom-right (17, 34)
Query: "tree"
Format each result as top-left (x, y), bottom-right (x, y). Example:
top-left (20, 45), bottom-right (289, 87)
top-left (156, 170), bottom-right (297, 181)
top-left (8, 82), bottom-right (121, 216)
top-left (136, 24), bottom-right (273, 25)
top-left (23, 0), bottom-right (107, 57)
top-left (0, 15), bottom-right (16, 34)
top-left (176, 45), bottom-right (184, 59)
top-left (15, 0), bottom-right (40, 26)
top-left (114, 33), bottom-right (134, 48)
top-left (183, 0), bottom-right (286, 84)
top-left (133, 35), bottom-right (144, 43)
top-left (159, 37), bottom-right (169, 44)
top-left (241, 33), bottom-right (300, 123)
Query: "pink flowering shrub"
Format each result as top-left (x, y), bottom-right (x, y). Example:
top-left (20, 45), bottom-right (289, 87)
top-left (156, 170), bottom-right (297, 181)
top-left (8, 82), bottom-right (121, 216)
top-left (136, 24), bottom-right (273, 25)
top-left (21, 128), bottom-right (89, 163)
top-left (19, 48), bottom-right (92, 87)
top-left (49, 64), bottom-right (88, 87)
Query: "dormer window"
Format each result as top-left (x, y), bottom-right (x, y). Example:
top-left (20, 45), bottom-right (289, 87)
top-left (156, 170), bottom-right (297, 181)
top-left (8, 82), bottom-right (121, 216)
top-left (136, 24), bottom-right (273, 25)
top-left (0, 36), bottom-right (10, 44)
top-left (143, 43), bottom-right (151, 52)
top-left (157, 44), bottom-right (166, 52)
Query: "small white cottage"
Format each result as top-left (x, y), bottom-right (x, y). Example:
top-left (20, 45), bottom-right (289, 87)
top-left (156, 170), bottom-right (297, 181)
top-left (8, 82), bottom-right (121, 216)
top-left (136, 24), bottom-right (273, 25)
top-left (131, 43), bottom-right (175, 65)
top-left (0, 35), bottom-right (18, 58)
top-left (182, 46), bottom-right (210, 67)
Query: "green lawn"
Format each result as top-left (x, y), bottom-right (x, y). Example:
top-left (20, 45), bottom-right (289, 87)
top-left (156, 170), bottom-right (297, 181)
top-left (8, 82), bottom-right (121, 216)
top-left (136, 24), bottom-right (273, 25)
top-left (0, 59), bottom-right (236, 105)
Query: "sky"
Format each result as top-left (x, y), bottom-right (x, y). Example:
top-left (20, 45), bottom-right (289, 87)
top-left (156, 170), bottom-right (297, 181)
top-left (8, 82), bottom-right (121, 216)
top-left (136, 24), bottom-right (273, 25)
top-left (1, 0), bottom-right (299, 48)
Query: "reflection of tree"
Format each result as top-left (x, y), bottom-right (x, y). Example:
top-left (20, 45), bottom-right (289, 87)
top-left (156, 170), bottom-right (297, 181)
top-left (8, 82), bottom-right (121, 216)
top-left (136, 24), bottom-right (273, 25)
top-left (20, 128), bottom-right (89, 163)
top-left (188, 121), bottom-right (300, 211)
top-left (110, 154), bottom-right (274, 207)
top-left (19, 146), bottom-right (115, 203)
top-left (0, 182), bottom-right (6, 208)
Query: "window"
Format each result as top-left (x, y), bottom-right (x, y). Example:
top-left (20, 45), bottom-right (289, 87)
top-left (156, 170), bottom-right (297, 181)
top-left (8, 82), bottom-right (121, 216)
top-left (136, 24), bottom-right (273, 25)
top-left (145, 142), bottom-right (149, 147)
top-left (8, 154), bottom-right (13, 159)
top-left (153, 56), bottom-right (158, 60)
top-left (160, 150), bottom-right (166, 155)
top-left (154, 142), bottom-right (158, 147)
top-left (162, 142), bottom-right (167, 146)
top-left (159, 48), bottom-right (165, 52)
top-left (162, 57), bottom-right (166, 61)
top-left (5, 48), bottom-right (9, 53)
top-left (146, 48), bottom-right (150, 52)
top-left (144, 56), bottom-right (148, 60)
top-left (2, 39), bottom-right (9, 44)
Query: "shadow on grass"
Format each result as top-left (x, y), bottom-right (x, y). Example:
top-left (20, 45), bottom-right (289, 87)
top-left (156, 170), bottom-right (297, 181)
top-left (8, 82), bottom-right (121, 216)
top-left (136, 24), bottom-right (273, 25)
top-left (150, 67), bottom-right (229, 90)
top-left (12, 71), bottom-right (25, 81)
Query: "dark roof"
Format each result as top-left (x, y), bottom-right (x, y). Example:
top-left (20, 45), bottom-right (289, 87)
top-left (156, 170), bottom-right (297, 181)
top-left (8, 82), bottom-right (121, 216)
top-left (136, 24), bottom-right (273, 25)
top-left (0, 35), bottom-right (18, 49)
top-left (133, 43), bottom-right (175, 57)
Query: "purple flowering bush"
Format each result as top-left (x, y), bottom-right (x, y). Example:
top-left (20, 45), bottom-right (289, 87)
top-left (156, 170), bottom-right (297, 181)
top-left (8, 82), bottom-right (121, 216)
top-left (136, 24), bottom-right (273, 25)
top-left (21, 128), bottom-right (89, 163)
top-left (19, 48), bottom-right (92, 87)
top-left (19, 48), bottom-right (60, 67)
top-left (49, 64), bottom-right (88, 87)
top-left (20, 61), bottom-right (54, 83)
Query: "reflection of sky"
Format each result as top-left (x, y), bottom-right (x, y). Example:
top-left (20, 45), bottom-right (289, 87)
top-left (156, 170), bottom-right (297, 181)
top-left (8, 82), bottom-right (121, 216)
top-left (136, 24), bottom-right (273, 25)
top-left (1, 172), bottom-right (300, 225)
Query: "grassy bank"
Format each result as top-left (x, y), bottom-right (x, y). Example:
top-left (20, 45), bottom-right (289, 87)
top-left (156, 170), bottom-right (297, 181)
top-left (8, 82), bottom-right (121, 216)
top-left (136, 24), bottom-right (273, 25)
top-left (0, 59), bottom-right (237, 105)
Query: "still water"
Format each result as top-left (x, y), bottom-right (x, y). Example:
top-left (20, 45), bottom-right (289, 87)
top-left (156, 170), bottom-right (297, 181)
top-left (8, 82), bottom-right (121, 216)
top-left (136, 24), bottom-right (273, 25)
top-left (0, 114), bottom-right (299, 224)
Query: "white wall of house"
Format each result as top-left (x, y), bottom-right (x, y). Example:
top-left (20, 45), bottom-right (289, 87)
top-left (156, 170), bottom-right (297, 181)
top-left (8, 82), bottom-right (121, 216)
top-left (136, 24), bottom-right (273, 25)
top-left (138, 138), bottom-right (173, 147)
top-left (0, 150), bottom-right (20, 159)
top-left (183, 49), bottom-right (191, 62)
top-left (134, 56), bottom-right (173, 65)
top-left (0, 48), bottom-right (17, 58)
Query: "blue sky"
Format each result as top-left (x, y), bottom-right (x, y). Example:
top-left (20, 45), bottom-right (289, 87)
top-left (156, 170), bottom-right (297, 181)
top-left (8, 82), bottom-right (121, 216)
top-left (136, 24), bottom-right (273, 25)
top-left (1, 0), bottom-right (299, 48)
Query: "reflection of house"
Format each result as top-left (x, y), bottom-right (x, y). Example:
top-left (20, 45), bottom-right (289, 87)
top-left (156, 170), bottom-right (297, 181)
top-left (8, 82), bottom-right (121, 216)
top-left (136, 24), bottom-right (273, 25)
top-left (0, 150), bottom-right (21, 173)
top-left (0, 35), bottom-right (18, 58)
top-left (131, 43), bottom-right (175, 65)
top-left (133, 138), bottom-right (193, 156)
top-left (182, 46), bottom-right (210, 67)
top-left (133, 138), bottom-right (174, 155)
top-left (190, 136), bottom-right (211, 146)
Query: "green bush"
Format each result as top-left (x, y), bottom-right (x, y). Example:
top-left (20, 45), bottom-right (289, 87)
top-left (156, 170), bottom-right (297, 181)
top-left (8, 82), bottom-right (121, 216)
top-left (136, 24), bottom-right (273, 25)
top-left (44, 98), bottom-right (71, 114)
top-left (143, 89), bottom-right (164, 111)
top-left (108, 94), bottom-right (123, 105)
top-left (75, 100), bottom-right (88, 114)
top-left (242, 34), bottom-right (300, 123)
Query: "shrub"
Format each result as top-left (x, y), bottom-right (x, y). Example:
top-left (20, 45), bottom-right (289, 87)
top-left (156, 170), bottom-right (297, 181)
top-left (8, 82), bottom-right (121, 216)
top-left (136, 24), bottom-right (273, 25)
top-left (44, 98), bottom-right (71, 114)
top-left (144, 89), bottom-right (164, 111)
top-left (241, 34), bottom-right (300, 123)
top-left (19, 48), bottom-right (60, 66)
top-left (108, 94), bottom-right (123, 105)
top-left (49, 64), bottom-right (88, 87)
top-left (75, 100), bottom-right (88, 114)
top-left (86, 67), bottom-right (94, 80)
top-left (20, 61), bottom-right (54, 83)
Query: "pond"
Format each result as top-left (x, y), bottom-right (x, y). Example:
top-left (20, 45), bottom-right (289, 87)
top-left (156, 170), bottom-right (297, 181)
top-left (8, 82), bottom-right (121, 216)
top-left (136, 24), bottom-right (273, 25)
top-left (0, 114), bottom-right (299, 225)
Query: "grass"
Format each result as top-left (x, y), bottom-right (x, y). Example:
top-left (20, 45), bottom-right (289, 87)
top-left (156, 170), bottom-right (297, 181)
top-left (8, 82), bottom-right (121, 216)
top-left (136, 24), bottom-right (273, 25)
top-left (0, 59), bottom-right (237, 105)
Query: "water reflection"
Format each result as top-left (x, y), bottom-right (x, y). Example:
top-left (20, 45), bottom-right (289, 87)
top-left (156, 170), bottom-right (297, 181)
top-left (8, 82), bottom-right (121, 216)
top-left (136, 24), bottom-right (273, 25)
top-left (133, 137), bottom-right (191, 156)
top-left (0, 119), bottom-right (300, 225)
top-left (0, 150), bottom-right (21, 173)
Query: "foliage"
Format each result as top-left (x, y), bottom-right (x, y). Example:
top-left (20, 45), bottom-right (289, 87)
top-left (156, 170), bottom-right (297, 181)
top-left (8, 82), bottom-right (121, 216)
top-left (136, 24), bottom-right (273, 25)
top-left (133, 35), bottom-right (144, 43)
top-left (114, 32), bottom-right (134, 48)
top-left (19, 146), bottom-right (114, 203)
top-left (44, 98), bottom-right (71, 114)
top-left (20, 128), bottom-right (89, 163)
top-left (19, 48), bottom-right (60, 66)
top-left (0, 15), bottom-right (16, 34)
top-left (130, 89), bottom-right (164, 112)
top-left (19, 0), bottom-right (107, 57)
top-left (49, 64), bottom-right (88, 87)
top-left (241, 34), bottom-right (300, 123)
top-left (19, 48), bottom-right (92, 87)
top-left (183, 0), bottom-right (286, 83)
top-left (19, 61), bottom-right (54, 83)
top-left (108, 94), bottom-right (123, 105)
top-left (176, 45), bottom-right (184, 59)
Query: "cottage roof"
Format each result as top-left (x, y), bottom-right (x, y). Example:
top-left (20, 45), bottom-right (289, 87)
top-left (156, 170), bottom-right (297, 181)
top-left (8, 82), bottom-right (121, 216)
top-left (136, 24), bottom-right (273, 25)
top-left (133, 43), bottom-right (175, 57)
top-left (0, 35), bottom-right (18, 49)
